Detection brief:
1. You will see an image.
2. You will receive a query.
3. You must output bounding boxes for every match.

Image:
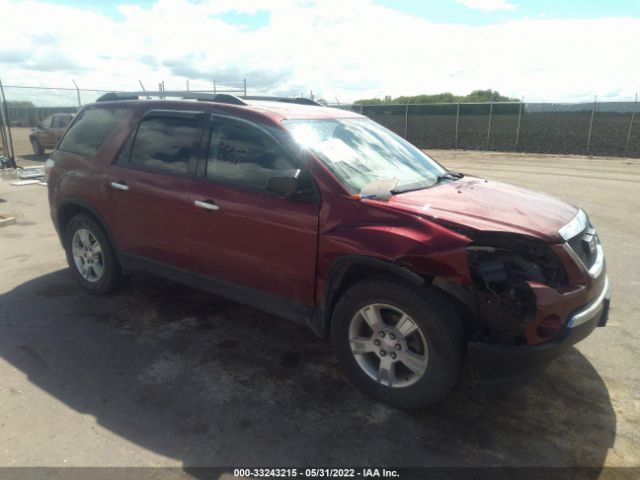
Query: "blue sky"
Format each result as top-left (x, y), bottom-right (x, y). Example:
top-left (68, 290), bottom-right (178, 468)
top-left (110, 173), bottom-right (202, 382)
top-left (38, 0), bottom-right (640, 24)
top-left (1, 0), bottom-right (639, 105)
top-left (376, 0), bottom-right (640, 24)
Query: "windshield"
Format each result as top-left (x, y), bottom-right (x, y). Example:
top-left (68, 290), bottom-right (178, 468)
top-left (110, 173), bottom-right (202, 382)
top-left (283, 118), bottom-right (447, 194)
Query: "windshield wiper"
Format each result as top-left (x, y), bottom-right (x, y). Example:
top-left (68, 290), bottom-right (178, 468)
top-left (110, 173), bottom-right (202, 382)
top-left (436, 171), bottom-right (464, 182)
top-left (391, 172), bottom-right (464, 194)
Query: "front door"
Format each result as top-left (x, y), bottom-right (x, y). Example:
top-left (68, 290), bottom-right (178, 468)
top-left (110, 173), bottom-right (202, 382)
top-left (189, 115), bottom-right (319, 305)
top-left (109, 110), bottom-right (204, 270)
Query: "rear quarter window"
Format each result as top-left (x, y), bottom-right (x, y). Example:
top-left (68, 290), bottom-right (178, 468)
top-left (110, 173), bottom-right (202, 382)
top-left (58, 107), bottom-right (127, 156)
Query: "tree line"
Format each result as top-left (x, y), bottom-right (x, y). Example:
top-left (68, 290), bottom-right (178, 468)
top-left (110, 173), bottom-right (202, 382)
top-left (353, 89), bottom-right (518, 105)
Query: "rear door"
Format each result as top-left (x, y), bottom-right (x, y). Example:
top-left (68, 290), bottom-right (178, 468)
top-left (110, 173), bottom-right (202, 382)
top-left (109, 110), bottom-right (205, 270)
top-left (188, 115), bottom-right (319, 305)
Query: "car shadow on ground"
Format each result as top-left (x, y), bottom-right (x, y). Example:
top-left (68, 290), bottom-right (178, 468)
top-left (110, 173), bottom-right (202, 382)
top-left (0, 269), bottom-right (615, 477)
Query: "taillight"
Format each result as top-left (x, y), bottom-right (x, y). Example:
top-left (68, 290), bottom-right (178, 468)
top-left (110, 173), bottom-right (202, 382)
top-left (44, 158), bottom-right (55, 179)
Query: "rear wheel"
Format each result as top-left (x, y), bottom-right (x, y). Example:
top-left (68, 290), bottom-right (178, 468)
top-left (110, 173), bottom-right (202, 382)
top-left (31, 139), bottom-right (44, 155)
top-left (64, 214), bottom-right (122, 295)
top-left (331, 278), bottom-right (464, 409)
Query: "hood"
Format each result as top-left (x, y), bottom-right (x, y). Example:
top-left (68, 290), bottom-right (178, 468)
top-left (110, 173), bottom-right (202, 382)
top-left (385, 176), bottom-right (577, 243)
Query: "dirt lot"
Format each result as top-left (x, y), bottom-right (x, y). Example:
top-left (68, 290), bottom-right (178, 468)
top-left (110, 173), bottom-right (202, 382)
top-left (4, 127), bottom-right (42, 161)
top-left (1, 128), bottom-right (639, 477)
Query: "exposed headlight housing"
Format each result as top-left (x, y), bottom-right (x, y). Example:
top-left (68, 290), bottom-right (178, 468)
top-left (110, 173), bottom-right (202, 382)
top-left (467, 233), bottom-right (568, 288)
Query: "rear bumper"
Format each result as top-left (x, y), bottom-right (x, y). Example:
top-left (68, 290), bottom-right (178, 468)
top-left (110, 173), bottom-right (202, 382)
top-left (469, 275), bottom-right (611, 389)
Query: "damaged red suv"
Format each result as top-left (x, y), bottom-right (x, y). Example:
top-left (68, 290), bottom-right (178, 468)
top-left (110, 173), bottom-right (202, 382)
top-left (46, 92), bottom-right (611, 409)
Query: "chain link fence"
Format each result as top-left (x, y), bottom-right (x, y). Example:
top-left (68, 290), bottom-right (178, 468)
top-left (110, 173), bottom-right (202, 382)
top-left (0, 81), bottom-right (246, 161)
top-left (2, 82), bottom-right (638, 159)
top-left (2, 80), bottom-right (247, 127)
top-left (336, 100), bottom-right (640, 158)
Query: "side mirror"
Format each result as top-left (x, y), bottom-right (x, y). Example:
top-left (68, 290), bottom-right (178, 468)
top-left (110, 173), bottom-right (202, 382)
top-left (266, 169), bottom-right (301, 197)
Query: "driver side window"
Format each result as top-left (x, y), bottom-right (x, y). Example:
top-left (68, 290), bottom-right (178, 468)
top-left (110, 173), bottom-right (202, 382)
top-left (206, 118), bottom-right (294, 190)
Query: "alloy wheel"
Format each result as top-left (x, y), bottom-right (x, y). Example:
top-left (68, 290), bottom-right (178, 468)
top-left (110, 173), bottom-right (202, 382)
top-left (348, 303), bottom-right (428, 388)
top-left (71, 228), bottom-right (104, 283)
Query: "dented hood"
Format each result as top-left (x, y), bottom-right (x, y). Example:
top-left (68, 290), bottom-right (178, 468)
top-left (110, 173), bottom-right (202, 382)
top-left (386, 176), bottom-right (578, 243)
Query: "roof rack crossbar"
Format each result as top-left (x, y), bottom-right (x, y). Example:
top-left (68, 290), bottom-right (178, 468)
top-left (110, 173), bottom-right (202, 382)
top-left (96, 91), bottom-right (247, 106)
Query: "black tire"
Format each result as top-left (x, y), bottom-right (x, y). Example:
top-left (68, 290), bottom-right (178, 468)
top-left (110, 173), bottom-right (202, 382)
top-left (331, 278), bottom-right (464, 409)
top-left (31, 138), bottom-right (44, 155)
top-left (64, 214), bottom-right (122, 295)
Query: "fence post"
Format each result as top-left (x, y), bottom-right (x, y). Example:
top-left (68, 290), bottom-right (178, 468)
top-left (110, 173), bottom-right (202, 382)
top-left (454, 103), bottom-right (460, 149)
top-left (72, 79), bottom-right (81, 108)
top-left (139, 80), bottom-right (149, 99)
top-left (486, 101), bottom-right (494, 150)
top-left (515, 98), bottom-right (524, 152)
top-left (624, 93), bottom-right (638, 157)
top-left (0, 78), bottom-right (16, 168)
top-left (586, 95), bottom-right (597, 153)
top-left (403, 102), bottom-right (409, 139)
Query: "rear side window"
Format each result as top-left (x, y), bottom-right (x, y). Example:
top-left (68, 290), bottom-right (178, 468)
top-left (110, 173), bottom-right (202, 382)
top-left (126, 115), bottom-right (202, 176)
top-left (59, 108), bottom-right (127, 156)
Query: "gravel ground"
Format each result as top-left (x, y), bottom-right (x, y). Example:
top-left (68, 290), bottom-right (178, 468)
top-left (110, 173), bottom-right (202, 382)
top-left (0, 128), bottom-right (639, 478)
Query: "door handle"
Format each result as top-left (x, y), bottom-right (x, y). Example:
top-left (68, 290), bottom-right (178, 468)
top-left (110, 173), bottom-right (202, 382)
top-left (110, 181), bottom-right (129, 191)
top-left (194, 199), bottom-right (220, 211)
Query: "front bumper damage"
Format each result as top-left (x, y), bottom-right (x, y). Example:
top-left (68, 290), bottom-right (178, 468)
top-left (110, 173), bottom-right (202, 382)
top-left (468, 275), bottom-right (611, 388)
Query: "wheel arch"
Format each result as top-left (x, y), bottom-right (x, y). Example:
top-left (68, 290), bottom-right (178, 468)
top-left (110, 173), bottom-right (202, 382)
top-left (57, 199), bottom-right (119, 253)
top-left (313, 256), bottom-right (427, 338)
top-left (314, 256), bottom-right (479, 341)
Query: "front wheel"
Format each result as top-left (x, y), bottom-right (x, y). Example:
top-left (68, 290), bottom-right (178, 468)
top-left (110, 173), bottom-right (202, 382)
top-left (331, 278), bottom-right (464, 409)
top-left (64, 214), bottom-right (122, 295)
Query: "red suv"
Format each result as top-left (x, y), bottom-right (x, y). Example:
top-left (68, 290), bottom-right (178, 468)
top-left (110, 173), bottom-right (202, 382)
top-left (46, 92), bottom-right (611, 408)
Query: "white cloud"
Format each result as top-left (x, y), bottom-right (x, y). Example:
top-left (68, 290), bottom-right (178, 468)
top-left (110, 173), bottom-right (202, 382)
top-left (0, 0), bottom-right (638, 105)
top-left (455, 0), bottom-right (516, 11)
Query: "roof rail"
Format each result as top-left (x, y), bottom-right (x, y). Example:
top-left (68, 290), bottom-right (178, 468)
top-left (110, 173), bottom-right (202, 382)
top-left (95, 91), bottom-right (247, 106)
top-left (95, 92), bottom-right (324, 107)
top-left (242, 96), bottom-right (323, 106)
